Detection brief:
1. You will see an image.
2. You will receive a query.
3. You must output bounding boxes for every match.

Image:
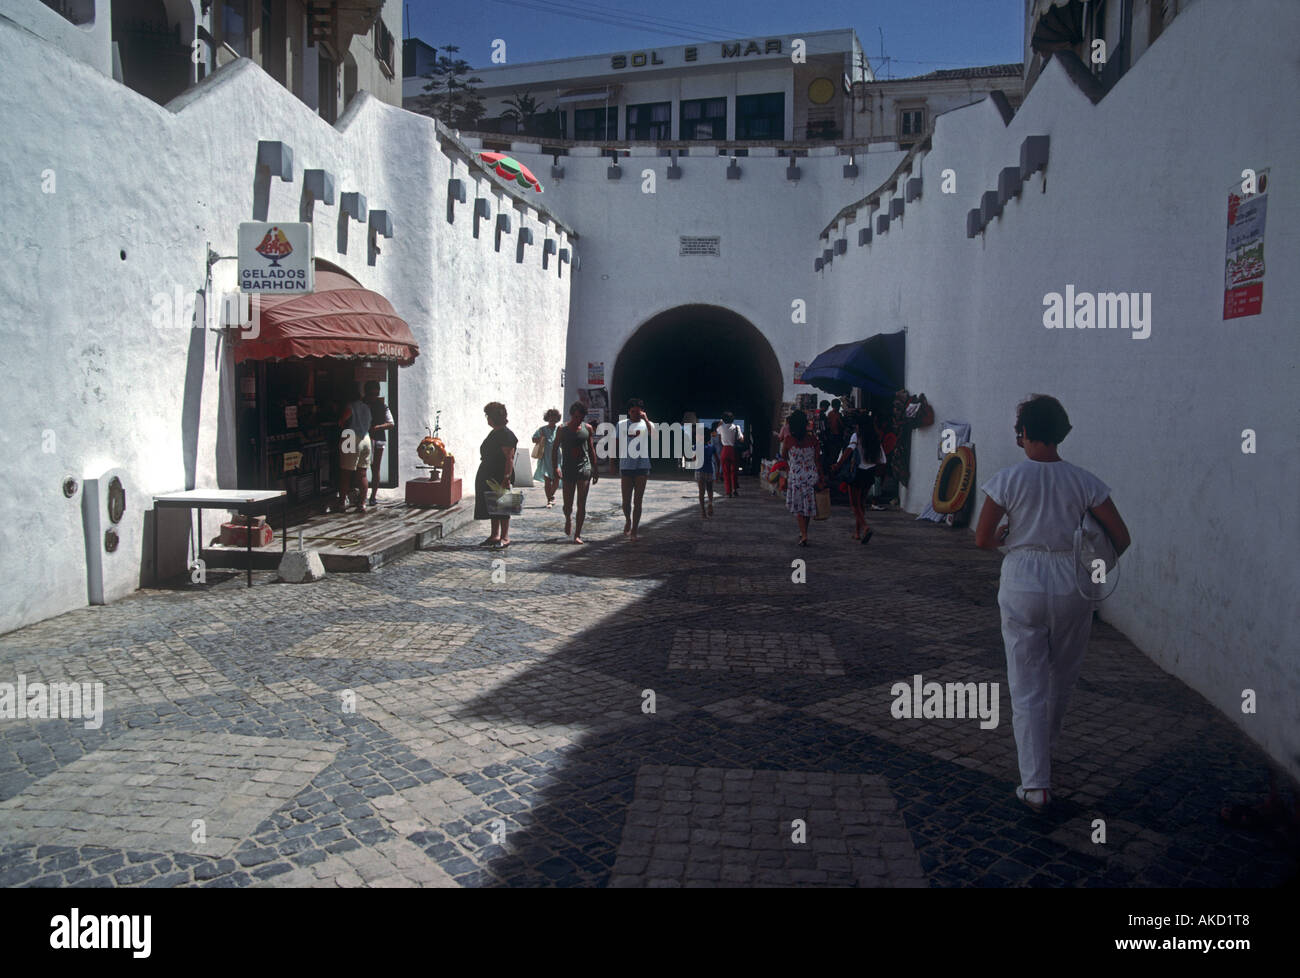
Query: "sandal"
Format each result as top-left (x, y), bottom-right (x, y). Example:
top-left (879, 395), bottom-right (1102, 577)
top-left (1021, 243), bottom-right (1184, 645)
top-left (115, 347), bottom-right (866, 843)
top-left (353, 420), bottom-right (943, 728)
top-left (861, 528), bottom-right (872, 545)
top-left (1016, 786), bottom-right (1050, 811)
top-left (480, 537), bottom-right (499, 547)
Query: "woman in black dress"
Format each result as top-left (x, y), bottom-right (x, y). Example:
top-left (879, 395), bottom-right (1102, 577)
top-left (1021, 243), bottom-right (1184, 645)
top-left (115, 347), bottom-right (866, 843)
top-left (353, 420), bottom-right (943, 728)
top-left (474, 401), bottom-right (519, 549)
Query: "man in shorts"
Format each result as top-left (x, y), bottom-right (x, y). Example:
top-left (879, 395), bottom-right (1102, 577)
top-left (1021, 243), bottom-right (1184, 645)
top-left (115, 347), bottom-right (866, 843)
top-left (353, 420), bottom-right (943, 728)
top-left (333, 383), bottom-right (372, 515)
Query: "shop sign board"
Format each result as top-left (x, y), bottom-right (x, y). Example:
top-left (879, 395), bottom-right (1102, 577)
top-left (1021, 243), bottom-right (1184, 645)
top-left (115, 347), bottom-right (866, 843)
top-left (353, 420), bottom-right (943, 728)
top-left (238, 222), bottom-right (315, 294)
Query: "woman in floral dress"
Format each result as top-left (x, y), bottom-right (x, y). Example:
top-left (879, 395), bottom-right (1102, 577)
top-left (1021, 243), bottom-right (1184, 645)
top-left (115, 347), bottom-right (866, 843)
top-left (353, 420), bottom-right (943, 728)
top-left (781, 409), bottom-right (825, 546)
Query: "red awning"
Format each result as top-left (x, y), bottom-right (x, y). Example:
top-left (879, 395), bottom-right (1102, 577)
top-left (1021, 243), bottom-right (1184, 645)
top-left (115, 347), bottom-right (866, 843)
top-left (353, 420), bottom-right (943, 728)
top-left (233, 268), bottom-right (419, 365)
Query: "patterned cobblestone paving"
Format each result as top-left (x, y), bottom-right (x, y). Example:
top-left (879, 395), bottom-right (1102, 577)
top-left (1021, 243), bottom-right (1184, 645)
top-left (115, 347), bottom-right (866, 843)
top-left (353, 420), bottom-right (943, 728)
top-left (0, 478), bottom-right (1293, 887)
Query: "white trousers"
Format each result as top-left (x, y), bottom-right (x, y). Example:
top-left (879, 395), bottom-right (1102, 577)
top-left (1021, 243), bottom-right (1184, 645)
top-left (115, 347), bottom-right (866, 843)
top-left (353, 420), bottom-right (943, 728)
top-left (998, 550), bottom-right (1094, 790)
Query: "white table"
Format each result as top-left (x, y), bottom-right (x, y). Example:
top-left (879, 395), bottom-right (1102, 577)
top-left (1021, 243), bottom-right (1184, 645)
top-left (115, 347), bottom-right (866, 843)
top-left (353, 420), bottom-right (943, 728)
top-left (153, 489), bottom-right (288, 588)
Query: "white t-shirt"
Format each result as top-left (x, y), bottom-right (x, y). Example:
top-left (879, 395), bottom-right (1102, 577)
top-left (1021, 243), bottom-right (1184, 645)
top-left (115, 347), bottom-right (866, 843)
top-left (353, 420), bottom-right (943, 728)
top-left (847, 432), bottom-right (886, 469)
top-left (718, 422), bottom-right (743, 447)
top-left (981, 459), bottom-right (1111, 552)
top-left (618, 417), bottom-right (653, 458)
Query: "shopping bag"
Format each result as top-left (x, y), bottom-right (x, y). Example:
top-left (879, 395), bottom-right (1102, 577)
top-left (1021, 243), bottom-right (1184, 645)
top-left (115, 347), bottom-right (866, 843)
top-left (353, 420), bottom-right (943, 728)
top-left (486, 489), bottom-right (524, 516)
top-left (813, 488), bottom-right (831, 520)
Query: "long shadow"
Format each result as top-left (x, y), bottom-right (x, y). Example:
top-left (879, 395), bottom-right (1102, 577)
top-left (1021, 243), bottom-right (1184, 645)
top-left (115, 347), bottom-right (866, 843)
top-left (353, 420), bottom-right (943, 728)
top-left (403, 483), bottom-right (1295, 887)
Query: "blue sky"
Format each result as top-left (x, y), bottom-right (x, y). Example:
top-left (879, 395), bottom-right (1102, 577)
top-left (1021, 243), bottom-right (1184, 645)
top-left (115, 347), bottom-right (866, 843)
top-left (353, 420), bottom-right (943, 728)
top-left (402, 0), bottom-right (1026, 76)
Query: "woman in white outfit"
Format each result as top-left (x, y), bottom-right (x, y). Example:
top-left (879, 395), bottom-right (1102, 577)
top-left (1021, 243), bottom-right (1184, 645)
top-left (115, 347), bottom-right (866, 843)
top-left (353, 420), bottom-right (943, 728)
top-left (974, 395), bottom-right (1131, 812)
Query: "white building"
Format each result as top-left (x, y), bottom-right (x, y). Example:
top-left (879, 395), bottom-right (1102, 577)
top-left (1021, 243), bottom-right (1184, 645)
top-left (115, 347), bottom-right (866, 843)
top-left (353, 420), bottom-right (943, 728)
top-left (5, 0), bottom-right (402, 119)
top-left (0, 0), bottom-right (576, 634)
top-left (405, 28), bottom-right (1023, 150)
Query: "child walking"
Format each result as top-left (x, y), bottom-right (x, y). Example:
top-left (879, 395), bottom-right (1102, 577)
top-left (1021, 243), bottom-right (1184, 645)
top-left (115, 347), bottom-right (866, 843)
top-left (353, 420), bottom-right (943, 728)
top-left (697, 432), bottom-right (719, 517)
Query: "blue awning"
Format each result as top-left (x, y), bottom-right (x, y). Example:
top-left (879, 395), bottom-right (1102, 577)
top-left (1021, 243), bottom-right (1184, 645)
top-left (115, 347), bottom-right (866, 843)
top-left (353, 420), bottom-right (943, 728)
top-left (801, 331), bottom-right (905, 396)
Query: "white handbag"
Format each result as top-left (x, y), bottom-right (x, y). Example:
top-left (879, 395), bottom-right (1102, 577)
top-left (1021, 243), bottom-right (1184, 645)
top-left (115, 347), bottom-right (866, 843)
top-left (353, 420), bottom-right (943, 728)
top-left (1074, 510), bottom-right (1120, 601)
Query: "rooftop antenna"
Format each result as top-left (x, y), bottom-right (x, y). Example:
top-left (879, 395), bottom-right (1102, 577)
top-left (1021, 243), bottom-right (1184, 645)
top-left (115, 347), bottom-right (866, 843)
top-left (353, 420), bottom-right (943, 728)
top-left (878, 26), bottom-right (891, 79)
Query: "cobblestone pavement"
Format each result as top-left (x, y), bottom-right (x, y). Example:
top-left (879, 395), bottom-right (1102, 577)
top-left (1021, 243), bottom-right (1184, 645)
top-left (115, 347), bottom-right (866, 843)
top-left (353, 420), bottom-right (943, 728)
top-left (0, 478), bottom-right (1294, 887)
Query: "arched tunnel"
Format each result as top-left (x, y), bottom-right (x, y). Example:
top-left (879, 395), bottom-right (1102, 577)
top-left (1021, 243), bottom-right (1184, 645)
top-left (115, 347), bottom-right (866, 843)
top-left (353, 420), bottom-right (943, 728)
top-left (610, 305), bottom-right (784, 473)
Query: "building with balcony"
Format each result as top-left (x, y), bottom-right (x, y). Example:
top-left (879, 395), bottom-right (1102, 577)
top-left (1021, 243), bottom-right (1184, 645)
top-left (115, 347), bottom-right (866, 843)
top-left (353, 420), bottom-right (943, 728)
top-left (403, 28), bottom-right (1024, 153)
top-left (6, 0), bottom-right (401, 119)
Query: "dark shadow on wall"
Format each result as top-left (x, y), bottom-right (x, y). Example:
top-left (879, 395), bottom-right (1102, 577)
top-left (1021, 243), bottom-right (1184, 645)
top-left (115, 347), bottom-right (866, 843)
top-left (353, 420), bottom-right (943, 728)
top-left (181, 305), bottom-right (206, 491)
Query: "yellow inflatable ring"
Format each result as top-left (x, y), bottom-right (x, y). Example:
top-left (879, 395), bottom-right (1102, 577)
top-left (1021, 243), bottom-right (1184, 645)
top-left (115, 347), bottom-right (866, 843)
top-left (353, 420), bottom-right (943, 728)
top-left (932, 445), bottom-right (976, 514)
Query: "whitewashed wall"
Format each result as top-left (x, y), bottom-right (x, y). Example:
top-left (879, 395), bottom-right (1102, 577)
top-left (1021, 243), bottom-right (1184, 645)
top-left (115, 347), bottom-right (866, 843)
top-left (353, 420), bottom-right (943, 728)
top-left (814, 0), bottom-right (1300, 778)
top-left (491, 143), bottom-right (906, 413)
top-left (0, 20), bottom-right (572, 633)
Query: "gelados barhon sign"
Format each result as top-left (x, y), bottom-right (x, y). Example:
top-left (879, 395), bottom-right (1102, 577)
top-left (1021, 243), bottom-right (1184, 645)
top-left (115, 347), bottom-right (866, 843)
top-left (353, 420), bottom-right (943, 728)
top-left (238, 222), bottom-right (314, 293)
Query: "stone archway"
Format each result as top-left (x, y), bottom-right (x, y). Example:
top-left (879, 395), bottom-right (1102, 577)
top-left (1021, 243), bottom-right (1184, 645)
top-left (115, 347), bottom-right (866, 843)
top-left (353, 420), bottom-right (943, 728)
top-left (611, 304), bottom-right (784, 469)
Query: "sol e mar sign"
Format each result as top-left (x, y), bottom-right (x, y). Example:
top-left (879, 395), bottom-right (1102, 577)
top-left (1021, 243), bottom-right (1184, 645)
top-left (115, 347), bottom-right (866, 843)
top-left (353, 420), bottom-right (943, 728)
top-left (238, 222), bottom-right (314, 293)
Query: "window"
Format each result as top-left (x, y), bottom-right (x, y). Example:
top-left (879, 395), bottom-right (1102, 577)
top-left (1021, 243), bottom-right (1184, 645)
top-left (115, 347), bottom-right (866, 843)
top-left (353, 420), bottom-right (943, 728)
top-left (374, 19), bottom-right (395, 77)
top-left (317, 52), bottom-right (337, 123)
top-left (220, 0), bottom-right (250, 57)
top-left (626, 101), bottom-right (671, 141)
top-left (735, 92), bottom-right (784, 140)
top-left (680, 97), bottom-right (727, 140)
top-left (574, 107), bottom-right (617, 141)
top-left (899, 107), bottom-right (926, 139)
top-left (41, 0), bottom-right (94, 25)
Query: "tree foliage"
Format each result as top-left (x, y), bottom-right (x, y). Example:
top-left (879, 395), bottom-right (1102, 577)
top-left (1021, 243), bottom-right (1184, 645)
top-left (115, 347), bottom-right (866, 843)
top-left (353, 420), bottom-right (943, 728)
top-left (500, 90), bottom-right (543, 134)
top-left (414, 44), bottom-right (485, 129)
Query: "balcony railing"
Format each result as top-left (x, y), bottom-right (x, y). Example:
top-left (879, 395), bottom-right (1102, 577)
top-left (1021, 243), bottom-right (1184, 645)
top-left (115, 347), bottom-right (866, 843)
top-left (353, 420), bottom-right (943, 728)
top-left (448, 129), bottom-right (905, 156)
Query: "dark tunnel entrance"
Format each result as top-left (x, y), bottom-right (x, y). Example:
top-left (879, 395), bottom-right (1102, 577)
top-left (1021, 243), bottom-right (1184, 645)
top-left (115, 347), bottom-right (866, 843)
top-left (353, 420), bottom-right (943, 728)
top-left (611, 305), bottom-right (784, 474)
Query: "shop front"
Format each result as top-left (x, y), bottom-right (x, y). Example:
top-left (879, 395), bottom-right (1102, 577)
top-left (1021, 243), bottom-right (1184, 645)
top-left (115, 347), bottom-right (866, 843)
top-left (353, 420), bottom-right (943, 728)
top-left (232, 261), bottom-right (419, 507)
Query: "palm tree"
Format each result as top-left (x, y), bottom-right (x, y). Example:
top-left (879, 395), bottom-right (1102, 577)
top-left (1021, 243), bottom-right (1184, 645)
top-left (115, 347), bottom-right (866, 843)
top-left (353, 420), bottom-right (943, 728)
top-left (500, 90), bottom-right (544, 136)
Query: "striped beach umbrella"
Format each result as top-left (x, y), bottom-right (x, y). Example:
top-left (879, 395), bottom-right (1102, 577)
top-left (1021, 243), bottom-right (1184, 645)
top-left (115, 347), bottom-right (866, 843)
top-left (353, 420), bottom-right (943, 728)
top-left (479, 151), bottom-right (543, 192)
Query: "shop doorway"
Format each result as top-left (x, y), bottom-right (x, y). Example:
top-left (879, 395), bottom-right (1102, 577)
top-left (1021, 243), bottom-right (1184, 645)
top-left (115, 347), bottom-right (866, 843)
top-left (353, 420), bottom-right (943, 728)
top-left (231, 259), bottom-right (419, 509)
top-left (236, 358), bottom-right (400, 504)
top-left (610, 304), bottom-right (784, 472)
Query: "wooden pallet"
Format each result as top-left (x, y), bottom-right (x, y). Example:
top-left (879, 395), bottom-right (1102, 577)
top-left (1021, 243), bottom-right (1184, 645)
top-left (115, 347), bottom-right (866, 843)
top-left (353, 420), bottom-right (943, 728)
top-left (201, 500), bottom-right (469, 573)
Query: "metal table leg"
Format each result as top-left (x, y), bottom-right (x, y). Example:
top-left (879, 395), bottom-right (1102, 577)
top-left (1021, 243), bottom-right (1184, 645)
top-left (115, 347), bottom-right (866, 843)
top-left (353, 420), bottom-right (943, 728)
top-left (245, 507), bottom-right (253, 588)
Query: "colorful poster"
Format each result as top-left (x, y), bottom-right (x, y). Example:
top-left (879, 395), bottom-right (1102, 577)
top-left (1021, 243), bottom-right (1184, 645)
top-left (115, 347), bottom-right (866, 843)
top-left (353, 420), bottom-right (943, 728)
top-left (794, 361), bottom-right (808, 385)
top-left (1224, 170), bottom-right (1268, 320)
top-left (587, 361), bottom-right (605, 385)
top-left (579, 387), bottom-right (608, 425)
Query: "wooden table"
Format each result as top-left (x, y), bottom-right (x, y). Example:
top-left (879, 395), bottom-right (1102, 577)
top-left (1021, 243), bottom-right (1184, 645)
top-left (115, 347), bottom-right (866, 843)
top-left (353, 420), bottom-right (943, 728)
top-left (153, 489), bottom-right (288, 587)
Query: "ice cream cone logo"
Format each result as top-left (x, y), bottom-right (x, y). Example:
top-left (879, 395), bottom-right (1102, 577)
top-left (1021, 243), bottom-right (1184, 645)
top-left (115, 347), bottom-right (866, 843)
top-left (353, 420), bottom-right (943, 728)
top-left (255, 227), bottom-right (293, 267)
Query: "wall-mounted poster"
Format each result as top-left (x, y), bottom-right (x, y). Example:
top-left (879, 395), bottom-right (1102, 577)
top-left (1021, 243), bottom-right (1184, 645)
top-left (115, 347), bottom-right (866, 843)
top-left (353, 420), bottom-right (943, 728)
top-left (587, 361), bottom-right (605, 386)
top-left (1224, 169), bottom-right (1268, 320)
top-left (579, 387), bottom-right (608, 425)
top-left (794, 361), bottom-right (808, 385)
